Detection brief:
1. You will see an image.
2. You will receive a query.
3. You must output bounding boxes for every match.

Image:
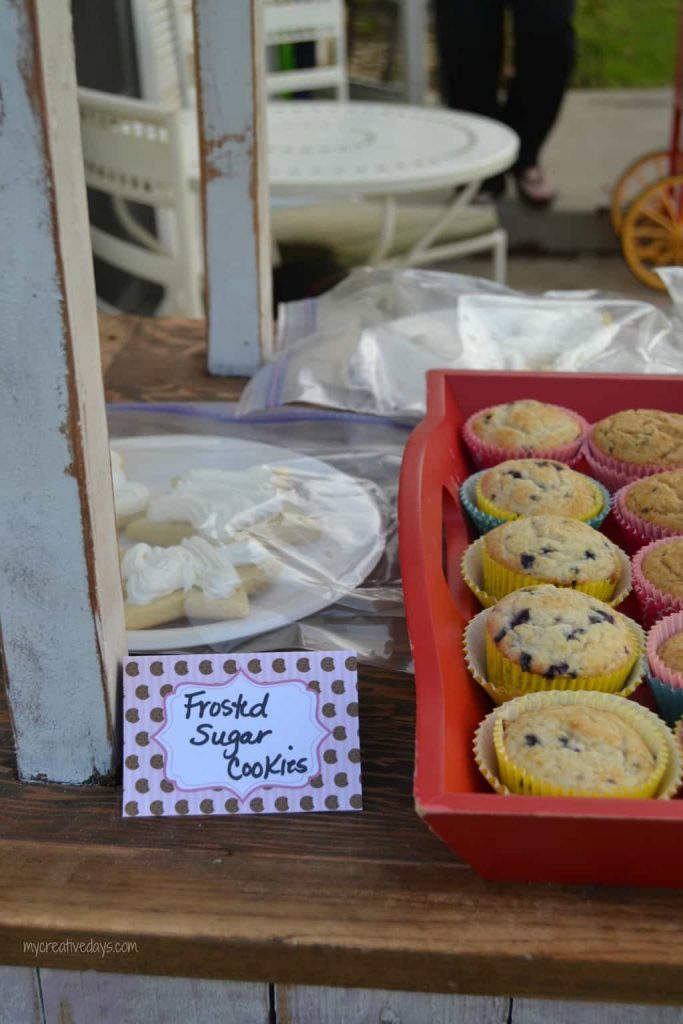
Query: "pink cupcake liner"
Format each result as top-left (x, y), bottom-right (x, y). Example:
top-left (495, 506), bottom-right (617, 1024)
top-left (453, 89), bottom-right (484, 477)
top-left (647, 610), bottom-right (683, 690)
top-left (585, 434), bottom-right (683, 493)
top-left (613, 478), bottom-right (683, 554)
top-left (632, 537), bottom-right (683, 629)
top-left (462, 405), bottom-right (588, 469)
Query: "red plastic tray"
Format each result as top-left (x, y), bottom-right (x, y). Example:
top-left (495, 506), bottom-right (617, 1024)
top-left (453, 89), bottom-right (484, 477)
top-left (398, 370), bottom-right (683, 887)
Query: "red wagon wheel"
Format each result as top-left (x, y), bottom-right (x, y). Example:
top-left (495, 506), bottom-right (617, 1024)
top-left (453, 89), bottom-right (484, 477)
top-left (610, 150), bottom-right (678, 235)
top-left (621, 173), bottom-right (683, 290)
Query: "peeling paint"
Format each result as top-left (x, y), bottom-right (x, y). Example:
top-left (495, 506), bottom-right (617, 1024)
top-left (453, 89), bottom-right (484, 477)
top-left (29, 0), bottom-right (113, 741)
top-left (204, 162), bottom-right (224, 183)
top-left (0, 0), bottom-right (120, 780)
top-left (204, 130), bottom-right (248, 152)
top-left (194, 0), bottom-right (270, 375)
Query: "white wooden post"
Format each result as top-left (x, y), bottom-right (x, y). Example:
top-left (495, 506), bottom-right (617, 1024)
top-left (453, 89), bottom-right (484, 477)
top-left (193, 0), bottom-right (273, 376)
top-left (402, 0), bottom-right (428, 105)
top-left (0, 0), bottom-right (125, 783)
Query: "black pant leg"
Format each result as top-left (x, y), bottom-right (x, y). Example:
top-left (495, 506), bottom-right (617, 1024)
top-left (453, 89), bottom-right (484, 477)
top-left (505, 0), bottom-right (576, 172)
top-left (433, 0), bottom-right (505, 119)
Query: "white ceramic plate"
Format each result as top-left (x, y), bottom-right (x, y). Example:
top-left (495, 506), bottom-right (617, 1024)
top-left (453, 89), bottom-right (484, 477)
top-left (115, 435), bottom-right (385, 651)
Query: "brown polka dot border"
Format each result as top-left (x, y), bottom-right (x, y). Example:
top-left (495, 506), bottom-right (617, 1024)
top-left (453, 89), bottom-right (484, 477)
top-left (122, 651), bottom-right (362, 817)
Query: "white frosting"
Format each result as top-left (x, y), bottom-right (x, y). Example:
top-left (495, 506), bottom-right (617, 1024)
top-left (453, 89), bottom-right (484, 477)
top-left (121, 544), bottom-right (196, 605)
top-left (180, 536), bottom-right (242, 600)
top-left (122, 537), bottom-right (244, 606)
top-left (146, 465), bottom-right (283, 540)
top-left (223, 537), bottom-right (271, 567)
top-left (111, 449), bottom-right (150, 518)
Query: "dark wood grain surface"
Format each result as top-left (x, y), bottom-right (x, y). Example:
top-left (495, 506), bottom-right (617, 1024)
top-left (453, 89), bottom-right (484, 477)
top-left (1, 314), bottom-right (683, 1002)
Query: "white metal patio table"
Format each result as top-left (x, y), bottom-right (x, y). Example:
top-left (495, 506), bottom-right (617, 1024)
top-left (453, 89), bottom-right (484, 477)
top-left (264, 100), bottom-right (519, 275)
top-left (183, 101), bottom-right (519, 276)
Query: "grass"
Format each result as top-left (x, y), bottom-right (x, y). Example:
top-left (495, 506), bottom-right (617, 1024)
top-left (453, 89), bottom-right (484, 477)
top-left (348, 0), bottom-right (681, 89)
top-left (574, 0), bottom-right (679, 88)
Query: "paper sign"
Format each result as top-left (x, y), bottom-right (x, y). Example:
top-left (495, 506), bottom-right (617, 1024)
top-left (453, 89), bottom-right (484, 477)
top-left (122, 651), bottom-right (362, 818)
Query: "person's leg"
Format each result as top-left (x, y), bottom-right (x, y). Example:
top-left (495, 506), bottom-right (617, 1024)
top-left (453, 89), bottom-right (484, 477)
top-left (434, 0), bottom-right (506, 193)
top-left (434, 0), bottom-right (505, 119)
top-left (505, 0), bottom-right (575, 190)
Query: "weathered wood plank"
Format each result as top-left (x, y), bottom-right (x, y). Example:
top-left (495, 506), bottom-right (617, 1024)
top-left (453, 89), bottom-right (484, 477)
top-left (512, 999), bottom-right (683, 1023)
top-left (0, 0), bottom-right (125, 782)
top-left (0, 967), bottom-right (43, 1024)
top-left (98, 315), bottom-right (244, 404)
top-left (277, 986), bottom-right (510, 1023)
top-left (1, 834), bottom-right (683, 1004)
top-left (3, 313), bottom-right (683, 1003)
top-left (39, 971), bottom-right (269, 1024)
top-left (193, 0), bottom-right (272, 375)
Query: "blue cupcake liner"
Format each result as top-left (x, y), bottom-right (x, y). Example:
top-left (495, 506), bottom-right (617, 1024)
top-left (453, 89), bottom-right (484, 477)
top-left (647, 674), bottom-right (683, 727)
top-left (459, 471), bottom-right (612, 537)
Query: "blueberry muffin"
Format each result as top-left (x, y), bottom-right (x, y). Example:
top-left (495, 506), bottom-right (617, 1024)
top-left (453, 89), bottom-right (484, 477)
top-left (591, 409), bottom-right (683, 467)
top-left (657, 632), bottom-right (683, 675)
top-left (483, 516), bottom-right (622, 600)
top-left (469, 400), bottom-right (582, 453)
top-left (477, 459), bottom-right (603, 521)
top-left (641, 538), bottom-right (683, 600)
top-left (486, 584), bottom-right (639, 691)
top-left (498, 704), bottom-right (658, 795)
top-left (623, 470), bottom-right (683, 533)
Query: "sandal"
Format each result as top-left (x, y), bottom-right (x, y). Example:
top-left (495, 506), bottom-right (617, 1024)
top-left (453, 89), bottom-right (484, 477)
top-left (516, 166), bottom-right (556, 207)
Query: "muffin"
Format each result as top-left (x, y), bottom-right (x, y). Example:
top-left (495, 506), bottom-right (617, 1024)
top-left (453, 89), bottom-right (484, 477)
top-left (463, 400), bottom-right (586, 468)
top-left (474, 691), bottom-right (680, 799)
top-left (499, 704), bottom-right (658, 796)
top-left (587, 409), bottom-right (683, 490)
top-left (632, 537), bottom-right (683, 627)
top-left (476, 459), bottom-right (605, 522)
top-left (479, 515), bottom-right (623, 602)
top-left (485, 584), bottom-right (640, 694)
top-left (495, 701), bottom-right (667, 798)
top-left (614, 470), bottom-right (683, 551)
top-left (646, 611), bottom-right (683, 725)
top-left (658, 632), bottom-right (683, 673)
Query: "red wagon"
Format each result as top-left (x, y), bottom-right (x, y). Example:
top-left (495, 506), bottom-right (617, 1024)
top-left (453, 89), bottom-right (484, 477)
top-left (612, 4), bottom-right (683, 290)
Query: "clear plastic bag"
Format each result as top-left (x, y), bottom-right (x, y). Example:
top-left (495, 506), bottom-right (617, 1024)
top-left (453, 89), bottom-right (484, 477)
top-left (238, 266), bottom-right (683, 420)
top-left (108, 403), bottom-right (412, 671)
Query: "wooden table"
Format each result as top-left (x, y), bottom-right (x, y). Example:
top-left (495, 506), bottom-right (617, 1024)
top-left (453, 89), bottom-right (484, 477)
top-left (3, 315), bottom-right (683, 1010)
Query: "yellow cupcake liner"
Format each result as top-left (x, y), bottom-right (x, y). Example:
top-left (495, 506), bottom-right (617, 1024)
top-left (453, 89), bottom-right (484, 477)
top-left (463, 607), bottom-right (645, 705)
top-left (491, 691), bottom-right (675, 799)
top-left (482, 543), bottom-right (618, 603)
top-left (474, 690), bottom-right (681, 799)
top-left (485, 625), bottom-right (641, 696)
top-left (475, 476), bottom-right (604, 525)
top-left (461, 537), bottom-right (631, 610)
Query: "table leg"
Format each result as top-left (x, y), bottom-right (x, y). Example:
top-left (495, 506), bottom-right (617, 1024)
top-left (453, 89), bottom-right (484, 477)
top-left (374, 181), bottom-right (509, 284)
top-left (368, 195), bottom-right (398, 264)
top-left (407, 180), bottom-right (481, 257)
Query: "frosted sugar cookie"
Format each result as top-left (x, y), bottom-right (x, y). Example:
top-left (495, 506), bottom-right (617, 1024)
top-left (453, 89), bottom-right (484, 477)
top-left (121, 539), bottom-right (249, 630)
top-left (222, 537), bottom-right (280, 595)
top-left (126, 466), bottom-right (320, 547)
top-left (111, 449), bottom-right (149, 529)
